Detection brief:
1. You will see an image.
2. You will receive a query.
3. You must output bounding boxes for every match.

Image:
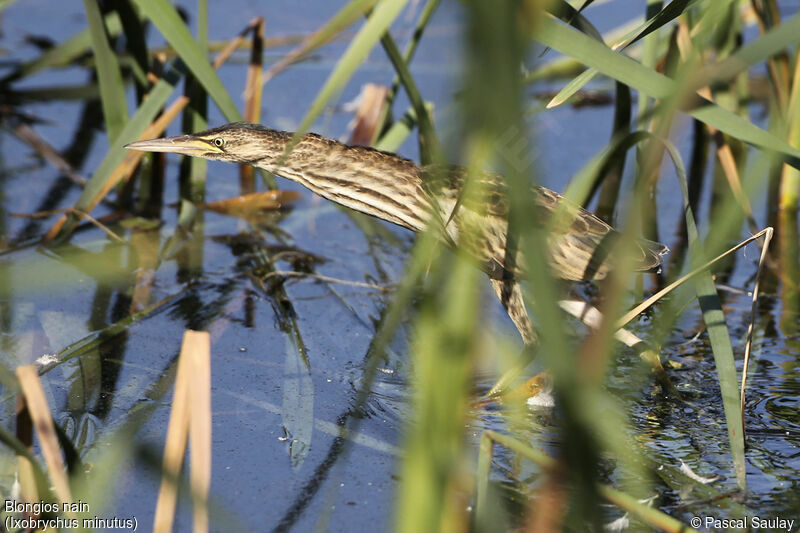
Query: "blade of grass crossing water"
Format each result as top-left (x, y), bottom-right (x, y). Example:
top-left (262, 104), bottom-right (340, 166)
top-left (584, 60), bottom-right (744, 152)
top-left (130, 0), bottom-right (241, 122)
top-left (83, 0), bottom-right (129, 142)
top-left (49, 62), bottom-right (187, 241)
top-left (181, 0), bottom-right (210, 203)
top-left (660, 138), bottom-right (747, 489)
top-left (377, 30), bottom-right (442, 163)
top-left (636, 0), bottom-right (661, 127)
top-left (263, 0), bottom-right (379, 82)
top-left (555, 128), bottom-right (745, 486)
top-left (292, 0), bottom-right (410, 146)
top-left (374, 0), bottom-right (440, 144)
top-left (547, 0), bottom-right (699, 108)
top-left (478, 431), bottom-right (699, 532)
top-left (535, 15), bottom-right (800, 168)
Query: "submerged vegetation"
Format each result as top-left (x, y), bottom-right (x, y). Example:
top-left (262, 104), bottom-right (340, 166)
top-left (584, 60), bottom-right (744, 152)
top-left (0, 0), bottom-right (798, 531)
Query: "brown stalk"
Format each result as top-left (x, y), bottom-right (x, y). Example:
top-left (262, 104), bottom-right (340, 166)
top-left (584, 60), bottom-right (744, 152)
top-left (16, 366), bottom-right (74, 515)
top-left (13, 207), bottom-right (125, 242)
top-left (187, 331), bottom-right (211, 533)
top-left (153, 333), bottom-right (193, 533)
top-left (739, 227), bottom-right (773, 436)
top-left (348, 83), bottom-right (389, 146)
top-left (198, 190), bottom-right (299, 216)
top-left (13, 123), bottom-right (88, 187)
top-left (240, 17), bottom-right (265, 194)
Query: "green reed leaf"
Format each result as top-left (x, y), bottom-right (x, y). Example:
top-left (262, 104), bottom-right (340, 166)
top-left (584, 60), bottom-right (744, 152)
top-left (130, 0), bottom-right (241, 121)
top-left (293, 0), bottom-right (410, 142)
top-left (83, 0), bottom-right (129, 141)
top-left (536, 15), bottom-right (800, 168)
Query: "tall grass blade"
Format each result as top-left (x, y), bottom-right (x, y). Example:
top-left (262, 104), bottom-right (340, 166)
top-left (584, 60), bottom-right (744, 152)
top-left (536, 14), bottom-right (800, 167)
top-left (263, 0), bottom-right (379, 82)
top-left (702, 13), bottom-right (800, 90)
top-left (292, 0), bottom-right (410, 145)
top-left (130, 0), bottom-right (241, 122)
top-left (113, 0), bottom-right (150, 94)
top-left (375, 0), bottom-right (440, 143)
top-left (662, 138), bottom-right (747, 489)
top-left (378, 31), bottom-right (441, 163)
top-left (547, 0), bottom-right (604, 42)
top-left (547, 0), bottom-right (698, 108)
top-left (46, 62), bottom-right (187, 241)
top-left (83, 0), bottom-right (129, 142)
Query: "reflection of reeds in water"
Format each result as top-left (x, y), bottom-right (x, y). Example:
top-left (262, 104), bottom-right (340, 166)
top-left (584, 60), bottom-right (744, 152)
top-left (1, 0), bottom-right (799, 530)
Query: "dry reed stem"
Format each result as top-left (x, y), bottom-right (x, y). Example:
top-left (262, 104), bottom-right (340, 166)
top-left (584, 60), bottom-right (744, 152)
top-left (14, 207), bottom-right (124, 242)
top-left (241, 18), bottom-right (265, 194)
top-left (739, 226), bottom-right (773, 435)
top-left (16, 365), bottom-right (74, 515)
top-left (151, 330), bottom-right (211, 533)
top-left (259, 270), bottom-right (391, 292)
top-left (199, 190), bottom-right (300, 215)
top-left (617, 228), bottom-right (773, 329)
top-left (348, 83), bottom-right (389, 146)
top-left (13, 123), bottom-right (88, 187)
top-left (187, 331), bottom-right (211, 533)
top-left (153, 331), bottom-right (195, 533)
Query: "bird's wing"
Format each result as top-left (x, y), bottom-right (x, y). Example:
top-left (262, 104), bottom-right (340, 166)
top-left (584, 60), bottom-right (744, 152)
top-left (425, 166), bottom-right (668, 281)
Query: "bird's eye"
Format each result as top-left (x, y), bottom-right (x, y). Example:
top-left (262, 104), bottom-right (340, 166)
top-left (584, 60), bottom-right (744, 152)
top-left (213, 137), bottom-right (225, 148)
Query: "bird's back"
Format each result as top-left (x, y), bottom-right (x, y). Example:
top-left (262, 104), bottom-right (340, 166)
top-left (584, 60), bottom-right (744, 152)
top-left (422, 165), bottom-right (668, 281)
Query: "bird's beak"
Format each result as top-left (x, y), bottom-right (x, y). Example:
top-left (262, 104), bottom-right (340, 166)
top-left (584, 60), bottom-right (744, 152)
top-left (124, 135), bottom-right (219, 156)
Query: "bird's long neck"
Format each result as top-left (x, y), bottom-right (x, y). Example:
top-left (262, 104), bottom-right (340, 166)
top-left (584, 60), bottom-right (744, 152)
top-left (254, 132), bottom-right (433, 232)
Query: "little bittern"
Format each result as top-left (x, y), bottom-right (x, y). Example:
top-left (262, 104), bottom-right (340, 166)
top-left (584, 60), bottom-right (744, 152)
top-left (126, 122), bottom-right (668, 344)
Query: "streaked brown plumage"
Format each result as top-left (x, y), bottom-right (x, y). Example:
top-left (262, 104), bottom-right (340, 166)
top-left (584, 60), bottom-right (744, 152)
top-left (126, 122), bottom-right (668, 344)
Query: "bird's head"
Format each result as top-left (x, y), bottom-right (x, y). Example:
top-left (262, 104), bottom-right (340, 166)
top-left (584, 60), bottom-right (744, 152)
top-left (125, 122), bottom-right (290, 165)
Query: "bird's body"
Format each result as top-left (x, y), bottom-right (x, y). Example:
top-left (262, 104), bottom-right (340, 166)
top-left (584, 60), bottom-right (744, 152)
top-left (126, 122), bottom-right (668, 344)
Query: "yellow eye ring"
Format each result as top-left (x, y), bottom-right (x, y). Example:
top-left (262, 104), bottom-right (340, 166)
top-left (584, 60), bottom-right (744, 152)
top-left (213, 137), bottom-right (225, 148)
